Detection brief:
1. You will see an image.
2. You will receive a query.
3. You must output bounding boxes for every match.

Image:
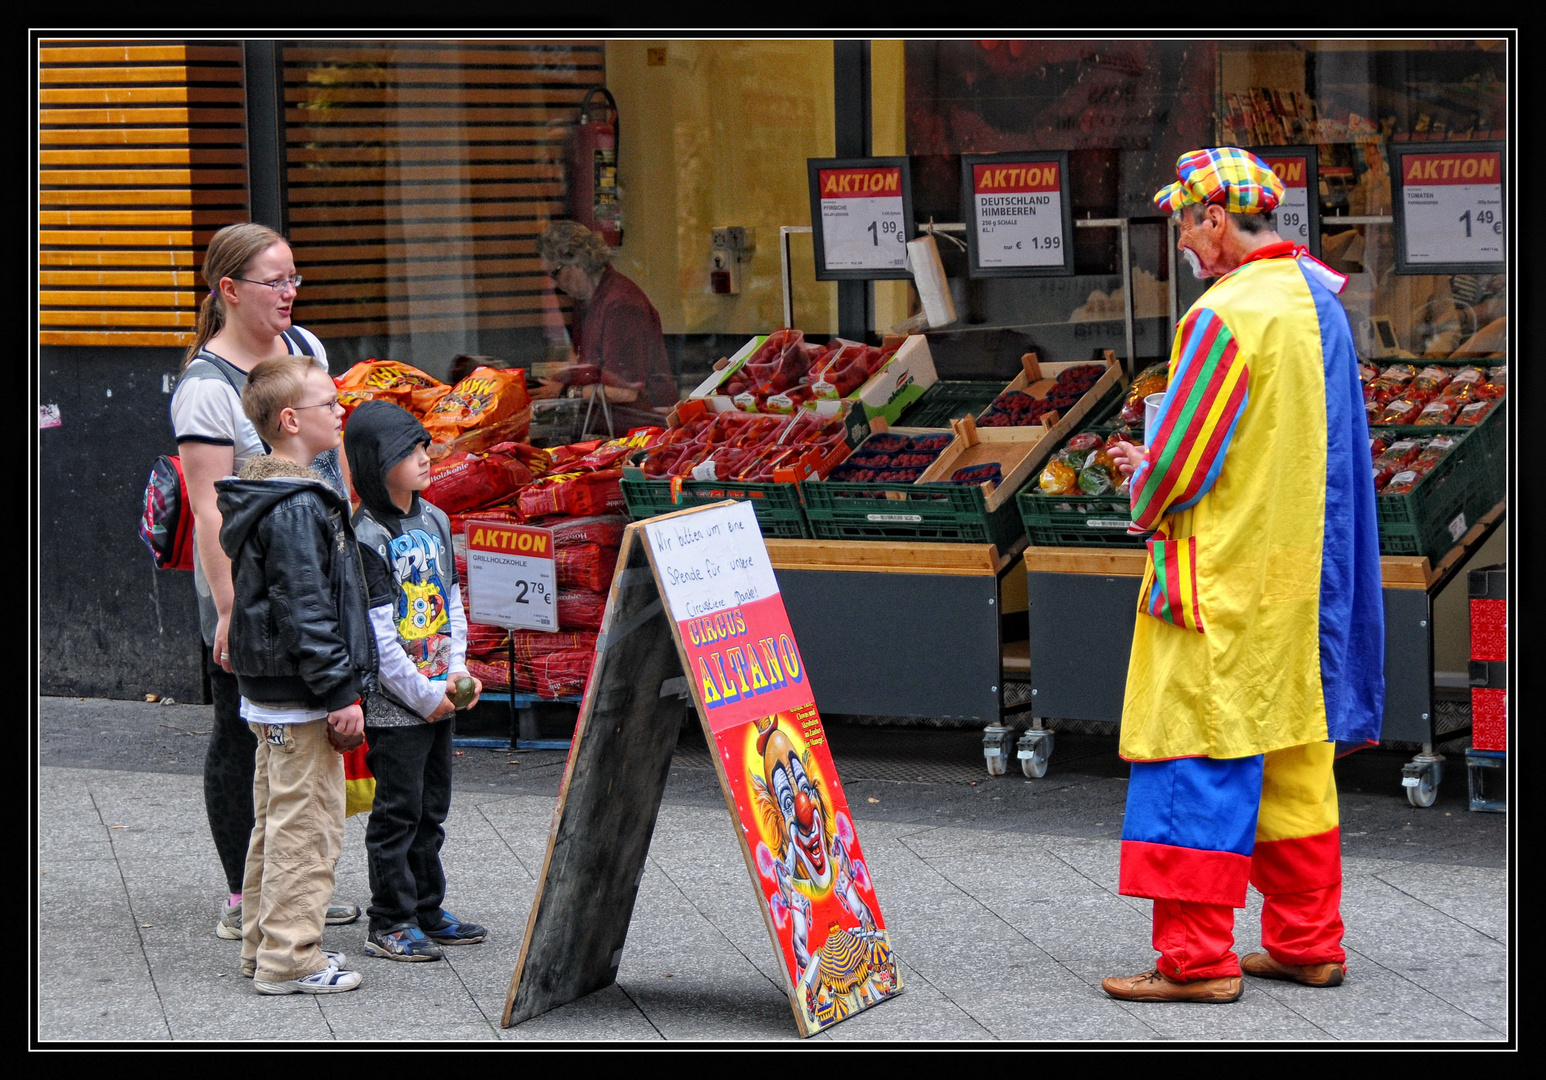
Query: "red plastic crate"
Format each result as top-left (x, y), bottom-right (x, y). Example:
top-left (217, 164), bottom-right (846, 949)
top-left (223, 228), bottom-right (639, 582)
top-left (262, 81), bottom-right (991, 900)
top-left (1471, 687), bottom-right (1508, 752)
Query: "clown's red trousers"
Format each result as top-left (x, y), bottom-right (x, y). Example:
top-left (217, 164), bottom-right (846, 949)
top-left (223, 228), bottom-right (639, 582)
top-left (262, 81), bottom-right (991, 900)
top-left (1119, 741), bottom-right (1344, 981)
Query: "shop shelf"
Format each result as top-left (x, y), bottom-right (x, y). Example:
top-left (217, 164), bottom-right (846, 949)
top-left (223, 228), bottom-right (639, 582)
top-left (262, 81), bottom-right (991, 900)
top-left (620, 475), bottom-right (810, 539)
top-left (1017, 488), bottom-right (1144, 549)
top-left (895, 380), bottom-right (1007, 429)
top-left (800, 480), bottom-right (1025, 548)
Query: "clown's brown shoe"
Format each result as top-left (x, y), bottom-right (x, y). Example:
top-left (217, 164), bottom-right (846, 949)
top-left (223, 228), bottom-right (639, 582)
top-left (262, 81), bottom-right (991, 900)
top-left (1101, 967), bottom-right (1242, 1003)
top-left (1241, 952), bottom-right (1346, 986)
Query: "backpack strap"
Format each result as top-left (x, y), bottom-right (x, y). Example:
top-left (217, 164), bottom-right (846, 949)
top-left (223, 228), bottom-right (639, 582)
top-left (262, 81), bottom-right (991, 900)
top-left (281, 326), bottom-right (312, 356)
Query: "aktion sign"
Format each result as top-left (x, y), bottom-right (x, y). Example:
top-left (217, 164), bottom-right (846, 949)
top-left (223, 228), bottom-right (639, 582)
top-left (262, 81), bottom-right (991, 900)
top-left (1393, 143), bottom-right (1505, 273)
top-left (808, 157), bottom-right (913, 280)
top-left (1259, 149), bottom-right (1318, 255)
top-left (465, 520), bottom-right (557, 632)
top-left (963, 152), bottom-right (1073, 275)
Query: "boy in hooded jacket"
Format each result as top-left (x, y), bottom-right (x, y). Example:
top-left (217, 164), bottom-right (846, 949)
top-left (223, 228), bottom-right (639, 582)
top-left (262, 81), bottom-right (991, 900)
top-left (215, 355), bottom-right (374, 995)
top-left (344, 400), bottom-right (488, 961)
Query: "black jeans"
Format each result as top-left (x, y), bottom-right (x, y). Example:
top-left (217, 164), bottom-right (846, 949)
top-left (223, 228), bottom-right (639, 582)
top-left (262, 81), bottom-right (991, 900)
top-left (363, 721), bottom-right (454, 934)
top-left (202, 653), bottom-right (257, 894)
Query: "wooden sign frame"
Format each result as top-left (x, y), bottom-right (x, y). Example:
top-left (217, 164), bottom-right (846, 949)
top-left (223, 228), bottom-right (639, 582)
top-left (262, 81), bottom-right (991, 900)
top-left (503, 503), bottom-right (902, 1037)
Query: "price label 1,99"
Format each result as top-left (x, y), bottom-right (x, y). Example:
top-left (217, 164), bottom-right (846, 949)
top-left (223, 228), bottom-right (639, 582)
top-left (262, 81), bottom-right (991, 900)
top-left (961, 152), bottom-right (1074, 277)
top-left (808, 158), bottom-right (914, 280)
top-left (465, 520), bottom-right (557, 632)
top-left (1394, 144), bottom-right (1505, 274)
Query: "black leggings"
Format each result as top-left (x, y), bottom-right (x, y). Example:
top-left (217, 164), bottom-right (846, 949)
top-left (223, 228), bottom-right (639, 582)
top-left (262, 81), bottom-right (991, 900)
top-left (202, 653), bottom-right (257, 894)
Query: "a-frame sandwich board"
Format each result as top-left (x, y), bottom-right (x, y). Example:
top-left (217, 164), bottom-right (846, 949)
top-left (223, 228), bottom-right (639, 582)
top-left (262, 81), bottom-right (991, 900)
top-left (503, 500), bottom-right (901, 1036)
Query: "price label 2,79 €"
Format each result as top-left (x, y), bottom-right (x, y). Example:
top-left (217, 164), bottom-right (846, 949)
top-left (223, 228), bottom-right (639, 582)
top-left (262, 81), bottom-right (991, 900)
top-left (1395, 147), bottom-right (1505, 273)
top-left (465, 520), bottom-right (557, 632)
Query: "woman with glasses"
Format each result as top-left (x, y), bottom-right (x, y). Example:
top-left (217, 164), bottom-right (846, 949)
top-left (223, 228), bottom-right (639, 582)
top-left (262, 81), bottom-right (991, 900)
top-left (169, 223), bottom-right (360, 942)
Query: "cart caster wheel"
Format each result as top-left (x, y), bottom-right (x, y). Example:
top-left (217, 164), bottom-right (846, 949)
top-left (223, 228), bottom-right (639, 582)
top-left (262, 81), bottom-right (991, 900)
top-left (1017, 729), bottom-right (1054, 779)
top-left (982, 724), bottom-right (1016, 778)
top-left (1401, 754), bottom-right (1444, 809)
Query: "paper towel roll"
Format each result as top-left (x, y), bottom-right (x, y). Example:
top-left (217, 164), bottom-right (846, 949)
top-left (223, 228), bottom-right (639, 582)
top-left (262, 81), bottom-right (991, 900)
top-left (906, 234), bottom-right (956, 329)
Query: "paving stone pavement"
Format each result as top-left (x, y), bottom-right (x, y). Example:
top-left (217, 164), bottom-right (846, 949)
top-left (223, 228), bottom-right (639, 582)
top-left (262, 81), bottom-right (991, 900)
top-left (35, 698), bottom-right (1513, 1045)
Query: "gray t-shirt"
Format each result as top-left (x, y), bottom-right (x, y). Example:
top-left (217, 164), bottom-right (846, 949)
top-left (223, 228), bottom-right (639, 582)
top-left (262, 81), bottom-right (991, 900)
top-left (169, 326), bottom-right (340, 645)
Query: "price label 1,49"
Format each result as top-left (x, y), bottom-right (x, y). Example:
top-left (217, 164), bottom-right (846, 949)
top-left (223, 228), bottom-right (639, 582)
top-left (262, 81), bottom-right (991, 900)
top-left (1396, 148), bottom-right (1505, 270)
top-left (971, 161), bottom-right (1065, 267)
top-left (815, 165), bottom-right (908, 273)
top-left (465, 520), bottom-right (557, 632)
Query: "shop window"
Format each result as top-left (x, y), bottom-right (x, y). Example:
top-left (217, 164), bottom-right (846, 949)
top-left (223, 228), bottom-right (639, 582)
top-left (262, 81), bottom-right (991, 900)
top-left (38, 39), bottom-right (249, 347)
top-left (280, 40), bottom-right (605, 373)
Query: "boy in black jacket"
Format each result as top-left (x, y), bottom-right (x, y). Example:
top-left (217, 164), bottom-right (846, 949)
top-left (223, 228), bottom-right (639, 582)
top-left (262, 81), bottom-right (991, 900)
top-left (216, 355), bottom-right (376, 995)
top-left (345, 400), bottom-right (487, 962)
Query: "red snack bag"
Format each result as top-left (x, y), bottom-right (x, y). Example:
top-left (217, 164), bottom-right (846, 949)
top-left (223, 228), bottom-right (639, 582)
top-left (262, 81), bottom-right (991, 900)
top-left (557, 588), bottom-right (607, 631)
top-left (422, 366), bottom-right (532, 447)
top-left (549, 514), bottom-right (628, 549)
top-left (424, 443), bottom-right (536, 515)
top-left (576, 428), bottom-right (666, 471)
top-left (516, 470), bottom-right (625, 521)
top-left (466, 622), bottom-right (510, 658)
top-left (555, 542), bottom-right (620, 592)
top-left (466, 655), bottom-right (510, 692)
top-left (510, 630), bottom-right (599, 660)
top-left (335, 360), bottom-right (450, 419)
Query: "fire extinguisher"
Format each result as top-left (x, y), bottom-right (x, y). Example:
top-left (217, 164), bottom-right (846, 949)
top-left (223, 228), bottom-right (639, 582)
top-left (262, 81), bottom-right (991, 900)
top-left (569, 87), bottom-right (622, 247)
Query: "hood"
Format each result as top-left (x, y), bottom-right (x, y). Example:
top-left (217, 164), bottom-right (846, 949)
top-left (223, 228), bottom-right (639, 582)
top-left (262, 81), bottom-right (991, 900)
top-left (215, 457), bottom-right (345, 559)
top-left (343, 399), bottom-right (431, 532)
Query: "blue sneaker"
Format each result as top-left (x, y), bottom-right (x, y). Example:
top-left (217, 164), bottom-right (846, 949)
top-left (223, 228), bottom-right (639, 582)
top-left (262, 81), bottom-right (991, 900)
top-left (422, 912), bottom-right (486, 946)
top-left (363, 925), bottom-right (444, 962)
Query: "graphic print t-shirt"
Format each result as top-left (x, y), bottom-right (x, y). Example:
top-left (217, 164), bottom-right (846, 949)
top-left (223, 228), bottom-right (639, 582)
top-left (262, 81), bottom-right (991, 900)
top-left (386, 525), bottom-right (455, 680)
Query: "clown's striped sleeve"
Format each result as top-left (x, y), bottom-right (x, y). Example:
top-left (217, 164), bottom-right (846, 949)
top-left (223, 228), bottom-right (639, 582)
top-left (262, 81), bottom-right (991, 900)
top-left (1129, 308), bottom-right (1250, 533)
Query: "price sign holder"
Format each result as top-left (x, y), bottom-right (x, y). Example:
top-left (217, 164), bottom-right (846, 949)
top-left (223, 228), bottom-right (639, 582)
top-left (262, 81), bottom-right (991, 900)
top-left (1391, 140), bottom-right (1506, 275)
top-left (807, 156), bottom-right (914, 280)
top-left (1253, 146), bottom-right (1320, 257)
top-left (504, 503), bottom-right (901, 1037)
top-left (465, 520), bottom-right (557, 632)
top-left (960, 151), bottom-right (1074, 277)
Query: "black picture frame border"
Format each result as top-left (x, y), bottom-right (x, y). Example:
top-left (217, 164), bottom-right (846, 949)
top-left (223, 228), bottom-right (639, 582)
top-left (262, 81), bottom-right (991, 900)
top-left (807, 156), bottom-right (916, 282)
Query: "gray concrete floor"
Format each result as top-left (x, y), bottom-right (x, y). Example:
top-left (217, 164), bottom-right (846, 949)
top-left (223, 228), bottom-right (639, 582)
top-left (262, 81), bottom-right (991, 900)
top-left (35, 697), bottom-right (1512, 1044)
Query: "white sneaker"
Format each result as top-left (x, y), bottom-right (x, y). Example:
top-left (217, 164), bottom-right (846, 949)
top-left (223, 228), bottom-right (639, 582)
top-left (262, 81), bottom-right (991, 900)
top-left (216, 900), bottom-right (242, 940)
top-left (254, 962), bottom-right (362, 995)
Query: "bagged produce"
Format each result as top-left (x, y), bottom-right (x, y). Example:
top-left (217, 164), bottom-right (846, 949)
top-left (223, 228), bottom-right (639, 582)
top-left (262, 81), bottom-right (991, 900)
top-left (335, 360), bottom-right (450, 419)
top-left (1413, 401), bottom-right (1458, 426)
top-left (557, 588), bottom-right (607, 631)
top-left (1121, 362), bottom-right (1169, 427)
top-left (422, 365), bottom-right (532, 448)
top-left (556, 542), bottom-right (619, 592)
top-left (1456, 401), bottom-right (1494, 425)
top-left (424, 441), bottom-right (537, 515)
top-left (516, 469), bottom-right (625, 521)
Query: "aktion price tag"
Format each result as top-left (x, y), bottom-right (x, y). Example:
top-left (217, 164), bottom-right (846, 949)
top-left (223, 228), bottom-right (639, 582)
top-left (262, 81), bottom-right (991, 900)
top-left (815, 166), bottom-right (908, 273)
top-left (1261, 153), bottom-right (1313, 247)
top-left (465, 521), bottom-right (557, 632)
top-left (1397, 149), bottom-right (1504, 269)
top-left (970, 160), bottom-right (1065, 267)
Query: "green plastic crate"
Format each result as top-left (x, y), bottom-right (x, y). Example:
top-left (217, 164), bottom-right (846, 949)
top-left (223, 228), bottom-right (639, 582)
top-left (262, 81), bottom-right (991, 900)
top-left (1372, 425), bottom-right (1490, 562)
top-left (620, 475), bottom-right (810, 539)
top-left (895, 380), bottom-right (1007, 429)
top-left (801, 480), bottom-right (1025, 549)
top-left (1018, 487), bottom-right (1143, 549)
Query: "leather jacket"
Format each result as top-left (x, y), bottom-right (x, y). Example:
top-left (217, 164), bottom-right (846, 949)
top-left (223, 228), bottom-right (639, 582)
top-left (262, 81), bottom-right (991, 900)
top-left (215, 458), bottom-right (377, 712)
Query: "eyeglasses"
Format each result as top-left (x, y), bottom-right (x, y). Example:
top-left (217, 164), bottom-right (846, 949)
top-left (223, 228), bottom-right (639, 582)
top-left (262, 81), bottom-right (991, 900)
top-left (234, 274), bottom-right (303, 292)
top-left (291, 397), bottom-right (339, 412)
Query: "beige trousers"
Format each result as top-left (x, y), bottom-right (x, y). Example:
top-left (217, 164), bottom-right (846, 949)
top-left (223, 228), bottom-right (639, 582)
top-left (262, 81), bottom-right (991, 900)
top-left (240, 719), bottom-right (345, 983)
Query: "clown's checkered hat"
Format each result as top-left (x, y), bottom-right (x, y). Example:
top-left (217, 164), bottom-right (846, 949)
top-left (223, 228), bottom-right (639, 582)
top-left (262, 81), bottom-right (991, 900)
top-left (1153, 147), bottom-right (1284, 214)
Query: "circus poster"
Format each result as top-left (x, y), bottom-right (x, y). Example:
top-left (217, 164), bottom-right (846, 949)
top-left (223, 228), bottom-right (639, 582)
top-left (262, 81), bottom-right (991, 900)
top-left (642, 501), bottom-right (901, 1035)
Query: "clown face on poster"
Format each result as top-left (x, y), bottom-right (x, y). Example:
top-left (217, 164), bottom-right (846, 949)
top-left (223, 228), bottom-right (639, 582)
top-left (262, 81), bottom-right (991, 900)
top-left (643, 502), bottom-right (901, 1032)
